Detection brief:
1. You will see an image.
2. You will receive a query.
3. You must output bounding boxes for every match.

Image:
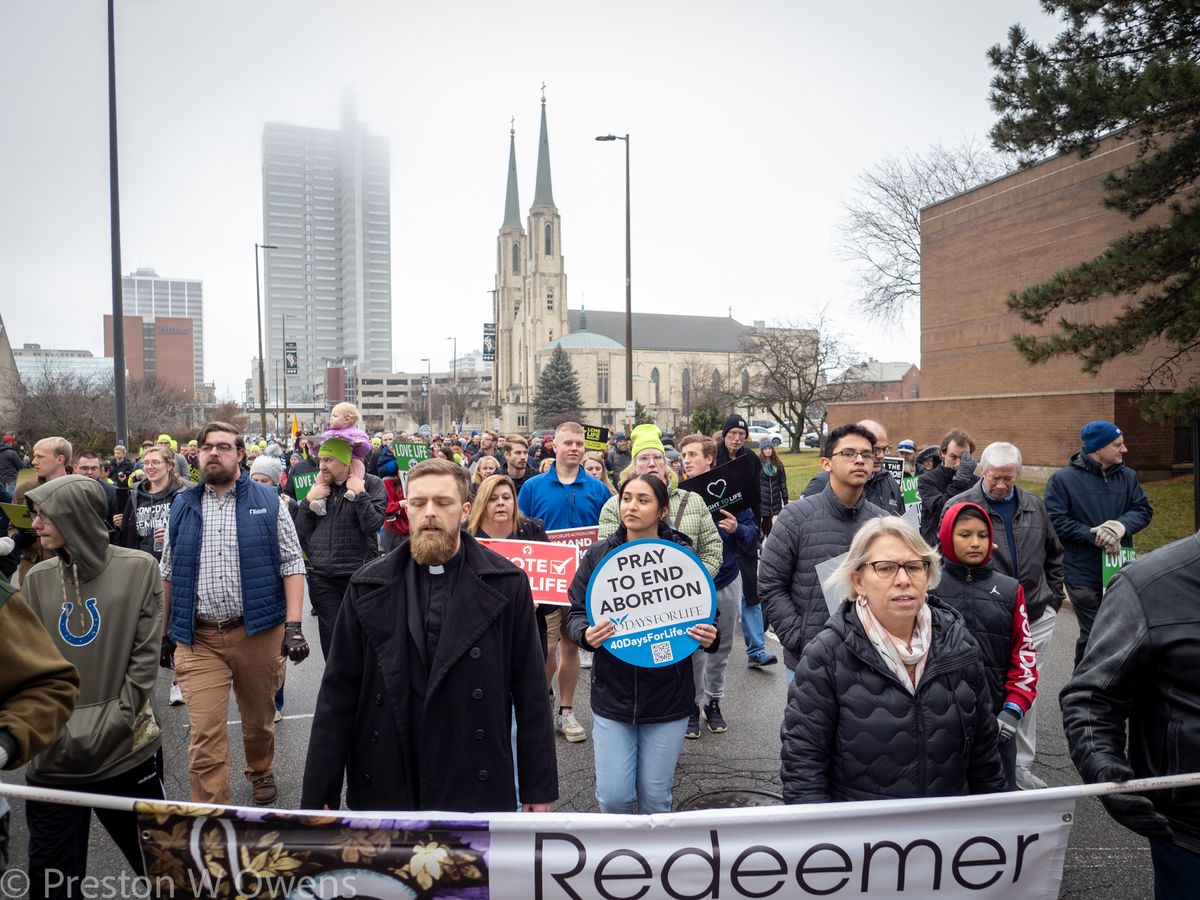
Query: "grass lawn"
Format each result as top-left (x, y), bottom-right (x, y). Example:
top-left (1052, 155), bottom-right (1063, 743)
top-left (776, 449), bottom-right (1194, 555)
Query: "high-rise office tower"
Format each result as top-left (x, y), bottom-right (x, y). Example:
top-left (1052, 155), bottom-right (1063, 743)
top-left (117, 267), bottom-right (205, 388)
top-left (261, 90), bottom-right (392, 405)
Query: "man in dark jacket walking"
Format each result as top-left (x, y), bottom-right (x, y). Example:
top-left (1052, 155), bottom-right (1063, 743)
top-left (801, 419), bottom-right (904, 516)
top-left (1045, 420), bottom-right (1153, 666)
top-left (1061, 532), bottom-right (1200, 895)
top-left (302, 458), bottom-right (557, 813)
top-left (294, 437), bottom-right (387, 658)
top-left (947, 441), bottom-right (1063, 790)
top-left (918, 429), bottom-right (980, 547)
top-left (0, 433), bottom-right (27, 501)
top-left (761, 424), bottom-right (887, 676)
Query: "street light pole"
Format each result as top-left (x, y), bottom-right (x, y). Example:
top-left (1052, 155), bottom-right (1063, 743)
top-left (254, 242), bottom-right (278, 438)
top-left (107, 0), bottom-right (128, 448)
top-left (420, 357), bottom-right (432, 429)
top-left (446, 336), bottom-right (457, 431)
top-left (595, 133), bottom-right (632, 426)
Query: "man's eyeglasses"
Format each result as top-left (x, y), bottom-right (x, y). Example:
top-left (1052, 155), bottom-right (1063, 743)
top-left (830, 449), bottom-right (873, 462)
top-left (864, 559), bottom-right (931, 580)
top-left (199, 443), bottom-right (237, 455)
top-left (874, 445), bottom-right (891, 455)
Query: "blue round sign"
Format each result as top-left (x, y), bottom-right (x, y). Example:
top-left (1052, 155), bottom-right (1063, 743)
top-left (585, 538), bottom-right (717, 668)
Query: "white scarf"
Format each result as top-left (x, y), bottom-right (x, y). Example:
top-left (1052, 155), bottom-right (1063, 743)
top-left (854, 597), bottom-right (932, 695)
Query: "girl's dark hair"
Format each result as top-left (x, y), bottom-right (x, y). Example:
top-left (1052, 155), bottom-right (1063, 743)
top-left (618, 473), bottom-right (670, 511)
top-left (954, 505), bottom-right (989, 526)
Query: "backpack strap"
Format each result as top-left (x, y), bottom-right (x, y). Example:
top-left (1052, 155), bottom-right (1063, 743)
top-left (673, 491), bottom-right (691, 530)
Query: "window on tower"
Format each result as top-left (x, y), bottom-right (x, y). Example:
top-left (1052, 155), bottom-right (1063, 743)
top-left (598, 361), bottom-right (610, 404)
top-left (512, 242), bottom-right (520, 275)
top-left (545, 223), bottom-right (553, 256)
top-left (650, 368), bottom-right (660, 405)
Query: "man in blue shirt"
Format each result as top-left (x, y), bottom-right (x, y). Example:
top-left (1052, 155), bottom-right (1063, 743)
top-left (518, 422), bottom-right (610, 743)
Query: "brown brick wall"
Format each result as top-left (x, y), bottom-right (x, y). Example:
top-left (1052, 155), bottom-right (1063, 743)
top-left (826, 390), bottom-right (1174, 473)
top-left (103, 315), bottom-right (145, 380)
top-left (920, 136), bottom-right (1188, 400)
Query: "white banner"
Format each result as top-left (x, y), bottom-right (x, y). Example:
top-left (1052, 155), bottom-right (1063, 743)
top-left (3, 775), bottom-right (1197, 898)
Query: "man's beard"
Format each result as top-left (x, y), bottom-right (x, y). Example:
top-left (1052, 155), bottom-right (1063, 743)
top-left (202, 461), bottom-right (237, 486)
top-left (411, 524), bottom-right (458, 565)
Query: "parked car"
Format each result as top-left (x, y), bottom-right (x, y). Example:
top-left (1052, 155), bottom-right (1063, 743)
top-left (748, 428), bottom-right (782, 447)
top-left (803, 432), bottom-right (821, 448)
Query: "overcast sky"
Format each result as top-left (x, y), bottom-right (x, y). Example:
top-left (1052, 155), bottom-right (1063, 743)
top-left (0, 0), bottom-right (1062, 401)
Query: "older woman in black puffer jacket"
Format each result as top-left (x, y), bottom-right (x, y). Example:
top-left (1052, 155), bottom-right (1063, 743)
top-left (780, 516), bottom-right (1005, 803)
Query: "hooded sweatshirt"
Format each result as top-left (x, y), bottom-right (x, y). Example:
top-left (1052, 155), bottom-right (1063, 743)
top-left (934, 501), bottom-right (1037, 715)
top-left (22, 475), bottom-right (163, 784)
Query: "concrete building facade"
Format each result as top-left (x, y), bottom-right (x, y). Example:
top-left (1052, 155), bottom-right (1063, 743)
top-left (118, 267), bottom-right (205, 387)
top-left (261, 91), bottom-right (391, 407)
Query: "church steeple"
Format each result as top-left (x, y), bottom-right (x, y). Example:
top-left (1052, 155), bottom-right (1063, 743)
top-left (532, 89), bottom-right (555, 209)
top-left (502, 123), bottom-right (521, 228)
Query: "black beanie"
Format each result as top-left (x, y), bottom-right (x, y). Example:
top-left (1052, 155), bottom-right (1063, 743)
top-left (723, 414), bottom-right (748, 437)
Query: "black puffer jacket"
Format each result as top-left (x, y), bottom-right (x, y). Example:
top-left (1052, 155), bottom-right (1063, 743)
top-left (760, 485), bottom-right (887, 668)
top-left (566, 524), bottom-right (718, 725)
top-left (781, 599), bottom-right (1006, 803)
top-left (759, 461), bottom-right (788, 518)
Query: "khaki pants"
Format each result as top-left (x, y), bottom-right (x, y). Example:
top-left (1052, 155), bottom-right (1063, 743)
top-left (175, 622), bottom-right (285, 804)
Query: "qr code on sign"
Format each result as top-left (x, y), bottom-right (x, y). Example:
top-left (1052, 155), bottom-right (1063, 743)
top-left (651, 641), bottom-right (673, 664)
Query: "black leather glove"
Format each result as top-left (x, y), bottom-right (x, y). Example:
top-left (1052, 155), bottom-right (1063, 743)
top-left (282, 621), bottom-right (310, 664)
top-left (1096, 766), bottom-right (1174, 840)
top-left (996, 708), bottom-right (1021, 744)
top-left (160, 635), bottom-right (176, 669)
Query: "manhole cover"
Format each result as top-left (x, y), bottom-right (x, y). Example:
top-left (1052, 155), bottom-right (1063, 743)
top-left (677, 789), bottom-right (784, 810)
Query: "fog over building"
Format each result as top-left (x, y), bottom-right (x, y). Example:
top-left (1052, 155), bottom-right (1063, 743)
top-left (261, 90), bottom-right (392, 407)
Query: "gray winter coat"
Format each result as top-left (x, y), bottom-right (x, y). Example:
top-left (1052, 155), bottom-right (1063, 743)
top-left (760, 484), bottom-right (887, 668)
top-left (946, 481), bottom-right (1065, 622)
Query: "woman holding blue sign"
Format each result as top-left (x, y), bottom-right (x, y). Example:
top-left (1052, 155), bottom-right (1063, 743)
top-left (566, 474), bottom-right (719, 814)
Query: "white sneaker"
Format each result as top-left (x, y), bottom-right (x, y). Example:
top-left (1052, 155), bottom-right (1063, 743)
top-left (274, 708), bottom-right (283, 723)
top-left (1015, 766), bottom-right (1047, 790)
top-left (169, 682), bottom-right (184, 706)
top-left (579, 650), bottom-right (593, 669)
top-left (557, 708), bottom-right (587, 743)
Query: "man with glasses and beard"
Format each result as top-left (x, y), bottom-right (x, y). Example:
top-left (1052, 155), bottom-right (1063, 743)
top-left (302, 458), bottom-right (558, 813)
top-left (160, 422), bottom-right (310, 807)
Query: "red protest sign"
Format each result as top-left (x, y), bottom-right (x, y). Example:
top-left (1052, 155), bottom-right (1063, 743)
top-left (546, 526), bottom-right (600, 551)
top-left (478, 539), bottom-right (579, 606)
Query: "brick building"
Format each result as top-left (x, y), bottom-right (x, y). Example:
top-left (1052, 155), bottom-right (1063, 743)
top-left (829, 135), bottom-right (1189, 478)
top-left (104, 315), bottom-right (197, 398)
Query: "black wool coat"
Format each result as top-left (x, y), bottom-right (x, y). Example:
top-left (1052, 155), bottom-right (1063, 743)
top-left (301, 532), bottom-right (558, 812)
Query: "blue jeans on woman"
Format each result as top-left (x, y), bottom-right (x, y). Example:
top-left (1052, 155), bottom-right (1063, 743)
top-left (593, 714), bottom-right (688, 814)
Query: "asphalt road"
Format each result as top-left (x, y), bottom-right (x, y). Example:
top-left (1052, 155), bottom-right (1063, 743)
top-left (0, 601), bottom-right (1157, 897)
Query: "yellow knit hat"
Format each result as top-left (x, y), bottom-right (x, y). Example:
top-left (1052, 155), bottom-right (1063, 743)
top-left (629, 423), bottom-right (665, 460)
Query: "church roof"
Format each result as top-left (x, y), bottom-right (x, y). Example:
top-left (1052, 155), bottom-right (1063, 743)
top-left (567, 309), bottom-right (750, 352)
top-left (502, 131), bottom-right (522, 229)
top-left (541, 330), bottom-right (624, 351)
top-left (532, 98), bottom-right (555, 208)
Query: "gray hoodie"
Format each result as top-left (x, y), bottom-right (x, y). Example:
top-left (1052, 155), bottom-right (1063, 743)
top-left (22, 475), bottom-right (162, 784)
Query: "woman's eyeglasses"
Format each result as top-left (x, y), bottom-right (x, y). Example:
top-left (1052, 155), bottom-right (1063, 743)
top-left (864, 559), bottom-right (930, 580)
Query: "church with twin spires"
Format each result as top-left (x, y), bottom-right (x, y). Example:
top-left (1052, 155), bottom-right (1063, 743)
top-left (492, 94), bottom-right (769, 434)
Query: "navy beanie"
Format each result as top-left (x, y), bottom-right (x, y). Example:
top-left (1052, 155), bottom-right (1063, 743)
top-left (1081, 420), bottom-right (1122, 454)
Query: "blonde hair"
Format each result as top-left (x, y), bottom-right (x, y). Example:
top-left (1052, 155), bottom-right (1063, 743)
top-left (470, 454), bottom-right (501, 485)
top-left (466, 474), bottom-right (525, 536)
top-left (582, 451), bottom-right (616, 495)
top-left (143, 447), bottom-right (183, 486)
top-left (825, 517), bottom-right (941, 602)
top-left (35, 436), bottom-right (73, 468)
top-left (331, 402), bottom-right (360, 426)
top-left (538, 457), bottom-right (555, 473)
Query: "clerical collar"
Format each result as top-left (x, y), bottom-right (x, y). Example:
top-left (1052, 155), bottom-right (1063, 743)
top-left (425, 543), bottom-right (464, 576)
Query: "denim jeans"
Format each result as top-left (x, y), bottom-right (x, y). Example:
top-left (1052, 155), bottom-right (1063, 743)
top-left (741, 597), bottom-right (765, 658)
top-left (1015, 606), bottom-right (1057, 769)
top-left (1150, 837), bottom-right (1200, 898)
top-left (693, 576), bottom-right (739, 704)
top-left (593, 713), bottom-right (688, 814)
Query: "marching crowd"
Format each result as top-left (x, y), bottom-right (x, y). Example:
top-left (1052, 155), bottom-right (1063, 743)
top-left (0, 400), bottom-right (1196, 896)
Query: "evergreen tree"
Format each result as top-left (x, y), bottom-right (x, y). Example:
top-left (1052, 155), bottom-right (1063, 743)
top-left (989, 1), bottom-right (1200, 416)
top-left (534, 345), bottom-right (583, 426)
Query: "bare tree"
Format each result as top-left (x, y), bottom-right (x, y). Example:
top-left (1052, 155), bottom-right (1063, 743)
top-left (841, 139), bottom-right (1009, 321)
top-left (436, 377), bottom-right (491, 429)
top-left (737, 312), bottom-right (861, 451)
top-left (126, 376), bottom-right (192, 441)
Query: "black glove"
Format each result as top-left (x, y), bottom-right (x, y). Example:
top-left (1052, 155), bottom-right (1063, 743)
top-left (1096, 766), bottom-right (1174, 840)
top-left (996, 708), bottom-right (1020, 744)
top-left (160, 635), bottom-right (176, 669)
top-left (282, 621), bottom-right (310, 664)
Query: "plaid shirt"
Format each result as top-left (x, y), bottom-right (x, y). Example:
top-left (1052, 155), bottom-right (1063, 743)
top-left (160, 485), bottom-right (305, 621)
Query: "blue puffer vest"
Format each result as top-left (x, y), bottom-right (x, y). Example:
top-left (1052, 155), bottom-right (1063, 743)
top-left (167, 474), bottom-right (283, 645)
